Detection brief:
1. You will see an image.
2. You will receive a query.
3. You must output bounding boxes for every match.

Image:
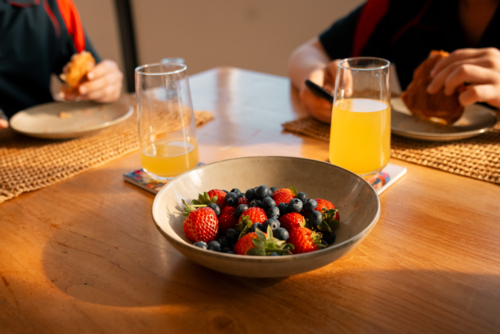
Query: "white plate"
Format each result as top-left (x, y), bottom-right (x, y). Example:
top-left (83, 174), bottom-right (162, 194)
top-left (10, 101), bottom-right (133, 139)
top-left (391, 97), bottom-right (497, 141)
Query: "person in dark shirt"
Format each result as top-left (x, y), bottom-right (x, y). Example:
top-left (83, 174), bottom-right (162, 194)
top-left (0, 0), bottom-right (123, 129)
top-left (289, 0), bottom-right (500, 123)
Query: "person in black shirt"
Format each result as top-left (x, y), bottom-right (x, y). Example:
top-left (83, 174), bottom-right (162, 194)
top-left (0, 0), bottom-right (123, 129)
top-left (289, 0), bottom-right (500, 123)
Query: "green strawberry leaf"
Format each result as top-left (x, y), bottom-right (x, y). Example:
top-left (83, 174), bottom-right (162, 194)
top-left (246, 247), bottom-right (265, 256)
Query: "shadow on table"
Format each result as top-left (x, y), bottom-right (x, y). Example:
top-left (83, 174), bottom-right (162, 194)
top-left (41, 220), bottom-right (500, 310)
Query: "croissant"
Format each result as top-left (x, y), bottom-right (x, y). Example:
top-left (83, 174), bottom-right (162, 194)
top-left (401, 50), bottom-right (464, 125)
top-left (60, 51), bottom-right (95, 95)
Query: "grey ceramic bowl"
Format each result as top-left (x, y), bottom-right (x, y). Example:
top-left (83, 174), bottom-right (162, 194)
top-left (152, 156), bottom-right (380, 277)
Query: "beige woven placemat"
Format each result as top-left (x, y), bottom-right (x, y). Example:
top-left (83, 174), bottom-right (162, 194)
top-left (283, 114), bottom-right (500, 185)
top-left (0, 98), bottom-right (214, 204)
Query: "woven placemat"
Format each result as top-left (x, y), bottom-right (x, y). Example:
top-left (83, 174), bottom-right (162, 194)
top-left (0, 97), bottom-right (214, 204)
top-left (282, 114), bottom-right (500, 185)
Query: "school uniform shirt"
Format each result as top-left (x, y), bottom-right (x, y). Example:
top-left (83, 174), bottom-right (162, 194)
top-left (0, 0), bottom-right (101, 118)
top-left (319, 0), bottom-right (500, 91)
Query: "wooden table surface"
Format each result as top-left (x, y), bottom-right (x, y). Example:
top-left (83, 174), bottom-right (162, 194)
top-left (1, 67), bottom-right (500, 334)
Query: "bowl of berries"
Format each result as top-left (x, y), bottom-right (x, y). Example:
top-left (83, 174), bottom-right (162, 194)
top-left (152, 156), bottom-right (380, 277)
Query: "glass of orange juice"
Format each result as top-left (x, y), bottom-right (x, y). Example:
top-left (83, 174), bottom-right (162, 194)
top-left (329, 57), bottom-right (391, 178)
top-left (135, 62), bottom-right (199, 180)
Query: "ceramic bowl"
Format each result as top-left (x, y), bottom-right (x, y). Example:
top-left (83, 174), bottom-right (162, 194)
top-left (152, 156), bottom-right (380, 277)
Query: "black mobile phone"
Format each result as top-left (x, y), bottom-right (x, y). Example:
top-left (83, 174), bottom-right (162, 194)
top-left (305, 79), bottom-right (334, 103)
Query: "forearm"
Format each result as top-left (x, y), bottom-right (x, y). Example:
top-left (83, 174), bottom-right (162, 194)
top-left (288, 38), bottom-right (331, 91)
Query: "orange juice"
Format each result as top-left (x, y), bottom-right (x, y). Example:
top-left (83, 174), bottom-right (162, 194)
top-left (329, 98), bottom-right (390, 175)
top-left (141, 139), bottom-right (199, 178)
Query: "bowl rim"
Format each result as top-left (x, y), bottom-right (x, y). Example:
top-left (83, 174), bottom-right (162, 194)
top-left (152, 156), bottom-right (381, 262)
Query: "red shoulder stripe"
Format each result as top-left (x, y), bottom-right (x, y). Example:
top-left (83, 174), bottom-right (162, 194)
top-left (352, 0), bottom-right (389, 57)
top-left (43, 0), bottom-right (60, 37)
top-left (9, 0), bottom-right (40, 7)
top-left (55, 0), bottom-right (85, 52)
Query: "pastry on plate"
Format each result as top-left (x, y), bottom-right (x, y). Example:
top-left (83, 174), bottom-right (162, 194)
top-left (401, 50), bottom-right (464, 125)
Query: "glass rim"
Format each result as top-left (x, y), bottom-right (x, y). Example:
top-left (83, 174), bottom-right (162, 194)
top-left (135, 62), bottom-right (187, 76)
top-left (338, 57), bottom-right (390, 71)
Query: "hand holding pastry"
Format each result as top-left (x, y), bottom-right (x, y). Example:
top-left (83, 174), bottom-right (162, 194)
top-left (60, 52), bottom-right (123, 103)
top-left (74, 60), bottom-right (123, 103)
top-left (427, 48), bottom-right (500, 109)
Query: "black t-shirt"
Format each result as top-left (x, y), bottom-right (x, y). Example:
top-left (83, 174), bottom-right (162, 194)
top-left (319, 0), bottom-right (500, 90)
top-left (0, 0), bottom-right (101, 118)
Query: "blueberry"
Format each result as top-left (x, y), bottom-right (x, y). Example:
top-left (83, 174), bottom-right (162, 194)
top-left (273, 228), bottom-right (289, 241)
top-left (208, 241), bottom-right (221, 251)
top-left (255, 185), bottom-right (270, 200)
top-left (323, 232), bottom-right (337, 245)
top-left (225, 250), bottom-right (236, 254)
top-left (303, 199), bottom-right (318, 212)
top-left (270, 187), bottom-right (278, 195)
top-left (320, 239), bottom-right (329, 247)
top-left (238, 193), bottom-right (246, 198)
top-left (230, 188), bottom-right (241, 196)
top-left (226, 229), bottom-right (239, 241)
top-left (249, 199), bottom-right (262, 208)
top-left (218, 236), bottom-right (229, 248)
top-left (245, 188), bottom-right (256, 201)
top-left (261, 196), bottom-right (276, 211)
top-left (308, 210), bottom-right (322, 227)
top-left (269, 252), bottom-right (279, 256)
top-left (296, 192), bottom-right (308, 203)
top-left (251, 223), bottom-right (265, 232)
top-left (194, 241), bottom-right (208, 249)
top-left (235, 204), bottom-right (249, 217)
top-left (207, 203), bottom-right (221, 216)
top-left (267, 206), bottom-right (280, 218)
top-left (288, 198), bottom-right (303, 213)
top-left (278, 203), bottom-right (289, 216)
top-left (225, 192), bottom-right (239, 206)
top-left (263, 218), bottom-right (280, 231)
top-left (222, 247), bottom-right (233, 253)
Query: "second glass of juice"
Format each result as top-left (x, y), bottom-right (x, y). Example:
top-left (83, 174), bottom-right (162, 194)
top-left (135, 62), bottom-right (199, 180)
top-left (329, 57), bottom-right (391, 178)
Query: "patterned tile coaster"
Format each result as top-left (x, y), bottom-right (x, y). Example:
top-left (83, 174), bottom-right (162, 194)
top-left (123, 162), bottom-right (205, 194)
top-left (368, 163), bottom-right (407, 195)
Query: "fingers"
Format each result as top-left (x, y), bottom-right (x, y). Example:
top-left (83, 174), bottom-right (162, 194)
top-left (0, 119), bottom-right (8, 129)
top-left (459, 84), bottom-right (500, 108)
top-left (428, 56), bottom-right (500, 94)
top-left (299, 86), bottom-right (332, 123)
top-left (430, 48), bottom-right (488, 76)
top-left (78, 60), bottom-right (123, 102)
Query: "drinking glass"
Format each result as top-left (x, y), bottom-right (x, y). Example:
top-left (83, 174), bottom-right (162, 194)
top-left (135, 63), bottom-right (199, 180)
top-left (161, 57), bottom-right (185, 64)
top-left (329, 57), bottom-right (391, 178)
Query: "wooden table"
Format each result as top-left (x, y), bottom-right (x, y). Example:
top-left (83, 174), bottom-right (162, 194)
top-left (2, 67), bottom-right (500, 334)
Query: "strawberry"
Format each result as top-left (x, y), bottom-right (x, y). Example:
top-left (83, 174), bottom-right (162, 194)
top-left (218, 206), bottom-right (238, 234)
top-left (208, 189), bottom-right (227, 208)
top-left (182, 200), bottom-right (218, 243)
top-left (193, 190), bottom-right (226, 209)
top-left (237, 196), bottom-right (250, 206)
top-left (234, 227), bottom-right (293, 256)
top-left (279, 212), bottom-right (306, 232)
top-left (314, 199), bottom-right (339, 220)
top-left (272, 186), bottom-right (297, 205)
top-left (237, 207), bottom-right (267, 225)
top-left (234, 232), bottom-right (263, 255)
top-left (288, 227), bottom-right (324, 254)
